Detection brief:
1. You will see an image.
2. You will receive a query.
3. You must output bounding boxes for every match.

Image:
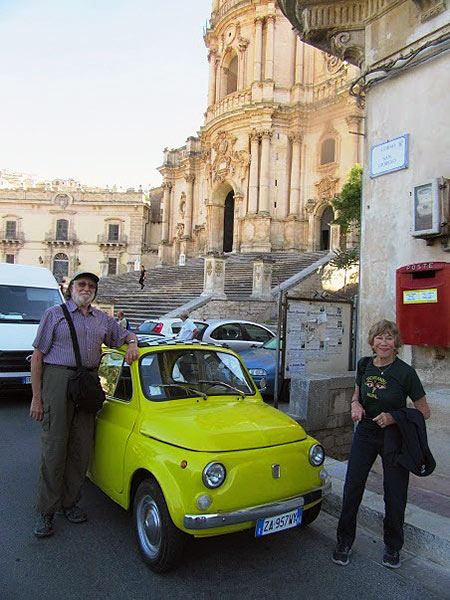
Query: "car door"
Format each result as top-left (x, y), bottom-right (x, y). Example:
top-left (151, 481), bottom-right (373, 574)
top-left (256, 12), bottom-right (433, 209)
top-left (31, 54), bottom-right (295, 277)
top-left (90, 351), bottom-right (138, 501)
top-left (241, 323), bottom-right (275, 351)
top-left (208, 322), bottom-right (248, 352)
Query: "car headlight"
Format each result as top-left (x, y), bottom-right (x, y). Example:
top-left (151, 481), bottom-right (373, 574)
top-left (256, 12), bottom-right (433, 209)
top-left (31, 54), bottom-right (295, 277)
top-left (309, 444), bottom-right (325, 467)
top-left (202, 462), bottom-right (226, 489)
top-left (249, 368), bottom-right (267, 376)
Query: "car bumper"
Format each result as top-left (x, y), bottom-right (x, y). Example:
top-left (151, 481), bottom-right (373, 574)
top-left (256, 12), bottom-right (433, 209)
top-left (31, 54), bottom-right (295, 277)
top-left (183, 471), bottom-right (331, 530)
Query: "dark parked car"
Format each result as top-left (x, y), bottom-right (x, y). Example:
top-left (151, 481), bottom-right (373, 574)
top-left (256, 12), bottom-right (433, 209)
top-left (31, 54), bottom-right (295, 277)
top-left (240, 337), bottom-right (290, 402)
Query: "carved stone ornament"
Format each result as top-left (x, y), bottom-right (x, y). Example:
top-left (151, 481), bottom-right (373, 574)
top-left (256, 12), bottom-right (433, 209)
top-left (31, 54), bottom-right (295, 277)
top-left (315, 177), bottom-right (339, 200)
top-left (328, 29), bottom-right (365, 68)
top-left (54, 194), bottom-right (70, 208)
top-left (175, 223), bottom-right (185, 239)
top-left (238, 36), bottom-right (250, 52)
top-left (211, 131), bottom-right (250, 183)
top-left (324, 52), bottom-right (345, 74)
top-left (305, 199), bottom-right (317, 215)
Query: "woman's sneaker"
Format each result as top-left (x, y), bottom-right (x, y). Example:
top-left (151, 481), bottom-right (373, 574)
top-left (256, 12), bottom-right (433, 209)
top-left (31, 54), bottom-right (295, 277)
top-left (382, 547), bottom-right (400, 568)
top-left (332, 543), bottom-right (352, 566)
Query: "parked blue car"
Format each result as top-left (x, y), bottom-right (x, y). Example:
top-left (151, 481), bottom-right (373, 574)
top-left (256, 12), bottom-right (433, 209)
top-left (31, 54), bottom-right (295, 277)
top-left (240, 337), bottom-right (290, 402)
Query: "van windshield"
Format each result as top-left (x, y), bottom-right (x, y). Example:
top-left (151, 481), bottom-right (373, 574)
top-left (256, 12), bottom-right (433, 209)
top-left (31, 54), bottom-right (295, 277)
top-left (0, 285), bottom-right (61, 323)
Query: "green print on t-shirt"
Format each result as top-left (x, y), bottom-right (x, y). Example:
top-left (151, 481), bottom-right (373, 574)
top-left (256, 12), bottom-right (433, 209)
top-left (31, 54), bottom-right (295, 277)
top-left (365, 375), bottom-right (387, 399)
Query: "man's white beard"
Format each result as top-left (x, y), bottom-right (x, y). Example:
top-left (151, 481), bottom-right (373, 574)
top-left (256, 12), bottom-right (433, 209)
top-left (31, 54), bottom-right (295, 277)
top-left (72, 289), bottom-right (95, 307)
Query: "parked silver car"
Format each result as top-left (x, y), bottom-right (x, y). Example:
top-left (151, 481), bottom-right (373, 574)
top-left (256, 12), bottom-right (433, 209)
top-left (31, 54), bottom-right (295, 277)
top-left (197, 319), bottom-right (275, 352)
top-left (135, 318), bottom-right (208, 338)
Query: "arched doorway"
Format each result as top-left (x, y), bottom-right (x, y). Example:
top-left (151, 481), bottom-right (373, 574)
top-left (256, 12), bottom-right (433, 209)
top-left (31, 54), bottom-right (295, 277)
top-left (53, 252), bottom-right (69, 282)
top-left (223, 191), bottom-right (235, 252)
top-left (320, 206), bottom-right (334, 250)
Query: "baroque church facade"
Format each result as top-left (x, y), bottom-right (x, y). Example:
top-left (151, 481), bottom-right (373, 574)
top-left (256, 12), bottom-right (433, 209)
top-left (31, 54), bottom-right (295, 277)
top-left (157, 0), bottom-right (362, 265)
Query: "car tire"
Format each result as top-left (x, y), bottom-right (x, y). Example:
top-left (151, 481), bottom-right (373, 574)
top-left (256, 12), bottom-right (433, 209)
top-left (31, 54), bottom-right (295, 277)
top-left (301, 501), bottom-right (321, 526)
top-left (133, 478), bottom-right (185, 573)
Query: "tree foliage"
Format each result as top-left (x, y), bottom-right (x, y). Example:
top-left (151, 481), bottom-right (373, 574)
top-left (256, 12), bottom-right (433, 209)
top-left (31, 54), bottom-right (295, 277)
top-left (331, 164), bottom-right (362, 234)
top-left (330, 247), bottom-right (359, 270)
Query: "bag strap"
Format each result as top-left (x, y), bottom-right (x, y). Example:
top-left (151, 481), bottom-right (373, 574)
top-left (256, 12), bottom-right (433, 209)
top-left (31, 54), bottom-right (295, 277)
top-left (61, 303), bottom-right (82, 368)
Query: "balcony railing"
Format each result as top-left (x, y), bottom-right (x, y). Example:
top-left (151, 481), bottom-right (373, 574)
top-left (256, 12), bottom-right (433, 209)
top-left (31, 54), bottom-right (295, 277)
top-left (206, 90), bottom-right (252, 122)
top-left (97, 233), bottom-right (128, 246)
top-left (0, 231), bottom-right (24, 244)
top-left (45, 232), bottom-right (78, 245)
top-left (210, 0), bottom-right (250, 28)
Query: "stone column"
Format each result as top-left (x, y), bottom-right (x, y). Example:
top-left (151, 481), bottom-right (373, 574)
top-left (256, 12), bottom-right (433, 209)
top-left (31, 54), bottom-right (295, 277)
top-left (251, 257), bottom-right (274, 300)
top-left (329, 223), bottom-right (341, 251)
top-left (206, 199), bottom-right (222, 253)
top-left (232, 193), bottom-right (243, 252)
top-left (161, 182), bottom-right (171, 242)
top-left (253, 17), bottom-right (263, 82)
top-left (259, 130), bottom-right (272, 214)
top-left (289, 132), bottom-right (302, 217)
top-left (202, 253), bottom-right (227, 299)
top-left (294, 36), bottom-right (303, 84)
top-left (264, 15), bottom-right (275, 81)
top-left (184, 175), bottom-right (195, 239)
top-left (99, 260), bottom-right (108, 278)
top-left (207, 51), bottom-right (217, 107)
top-left (248, 130), bottom-right (260, 214)
top-left (238, 38), bottom-right (249, 90)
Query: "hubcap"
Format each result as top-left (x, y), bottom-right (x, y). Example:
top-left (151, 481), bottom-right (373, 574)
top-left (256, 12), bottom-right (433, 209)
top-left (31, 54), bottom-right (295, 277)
top-left (137, 494), bottom-right (162, 558)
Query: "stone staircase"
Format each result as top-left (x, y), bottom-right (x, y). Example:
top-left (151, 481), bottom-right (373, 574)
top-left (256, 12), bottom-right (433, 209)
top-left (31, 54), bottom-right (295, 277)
top-left (96, 250), bottom-right (329, 328)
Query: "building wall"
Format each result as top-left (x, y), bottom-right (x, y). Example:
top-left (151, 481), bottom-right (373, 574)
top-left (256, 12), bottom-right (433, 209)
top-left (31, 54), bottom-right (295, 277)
top-left (361, 30), bottom-right (450, 383)
top-left (158, 0), bottom-right (362, 265)
top-left (0, 189), bottom-right (149, 279)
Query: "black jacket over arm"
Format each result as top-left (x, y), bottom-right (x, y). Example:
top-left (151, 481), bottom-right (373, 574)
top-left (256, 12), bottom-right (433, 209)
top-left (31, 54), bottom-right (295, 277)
top-left (384, 408), bottom-right (436, 477)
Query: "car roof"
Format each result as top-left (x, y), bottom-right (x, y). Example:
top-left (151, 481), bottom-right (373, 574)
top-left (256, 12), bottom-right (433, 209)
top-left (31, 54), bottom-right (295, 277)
top-left (204, 319), bottom-right (274, 330)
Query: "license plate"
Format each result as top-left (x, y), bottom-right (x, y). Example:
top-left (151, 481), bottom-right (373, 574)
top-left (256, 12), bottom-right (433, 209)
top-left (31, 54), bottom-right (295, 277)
top-left (22, 376), bottom-right (31, 384)
top-left (255, 508), bottom-right (302, 537)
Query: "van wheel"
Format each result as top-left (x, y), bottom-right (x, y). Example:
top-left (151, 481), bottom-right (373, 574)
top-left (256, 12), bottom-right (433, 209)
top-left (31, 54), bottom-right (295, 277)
top-left (301, 501), bottom-right (321, 526)
top-left (133, 479), bottom-right (185, 573)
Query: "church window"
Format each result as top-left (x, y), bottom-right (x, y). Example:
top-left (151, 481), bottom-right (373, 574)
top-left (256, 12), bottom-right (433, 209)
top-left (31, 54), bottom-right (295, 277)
top-left (108, 257), bottom-right (118, 275)
top-left (5, 254), bottom-right (15, 263)
top-left (56, 219), bottom-right (68, 241)
top-left (320, 138), bottom-right (336, 165)
top-left (226, 55), bottom-right (238, 95)
top-left (5, 220), bottom-right (17, 239)
top-left (108, 224), bottom-right (119, 242)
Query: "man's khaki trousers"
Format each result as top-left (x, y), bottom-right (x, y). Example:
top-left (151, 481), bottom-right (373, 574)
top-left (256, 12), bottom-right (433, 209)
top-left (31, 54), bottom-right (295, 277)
top-left (36, 365), bottom-right (95, 515)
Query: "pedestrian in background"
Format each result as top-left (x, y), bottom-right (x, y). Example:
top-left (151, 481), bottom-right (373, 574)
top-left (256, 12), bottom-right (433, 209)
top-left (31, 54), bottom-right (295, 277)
top-left (332, 319), bottom-right (431, 569)
top-left (30, 271), bottom-right (139, 538)
top-left (116, 310), bottom-right (130, 330)
top-left (138, 264), bottom-right (146, 290)
top-left (176, 311), bottom-right (198, 341)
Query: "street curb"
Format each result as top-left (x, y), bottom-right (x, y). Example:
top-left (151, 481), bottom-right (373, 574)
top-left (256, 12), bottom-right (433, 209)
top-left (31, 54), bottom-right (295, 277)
top-left (323, 463), bottom-right (450, 569)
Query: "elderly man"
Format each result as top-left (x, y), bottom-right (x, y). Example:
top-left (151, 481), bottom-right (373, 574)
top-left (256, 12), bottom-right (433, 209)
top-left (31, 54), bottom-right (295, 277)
top-left (30, 270), bottom-right (139, 538)
top-left (177, 311), bottom-right (199, 341)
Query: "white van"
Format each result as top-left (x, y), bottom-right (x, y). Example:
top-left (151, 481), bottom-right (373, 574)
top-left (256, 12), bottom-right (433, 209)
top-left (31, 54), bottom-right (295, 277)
top-left (0, 263), bottom-right (63, 394)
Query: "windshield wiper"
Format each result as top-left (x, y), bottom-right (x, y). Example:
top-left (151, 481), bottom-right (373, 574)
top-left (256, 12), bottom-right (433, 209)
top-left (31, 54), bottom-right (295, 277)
top-left (158, 384), bottom-right (208, 401)
top-left (198, 380), bottom-right (246, 399)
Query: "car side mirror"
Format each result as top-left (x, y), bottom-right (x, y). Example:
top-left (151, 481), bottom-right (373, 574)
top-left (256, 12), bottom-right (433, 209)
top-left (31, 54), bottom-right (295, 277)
top-left (250, 344), bottom-right (259, 348)
top-left (258, 378), bottom-right (267, 392)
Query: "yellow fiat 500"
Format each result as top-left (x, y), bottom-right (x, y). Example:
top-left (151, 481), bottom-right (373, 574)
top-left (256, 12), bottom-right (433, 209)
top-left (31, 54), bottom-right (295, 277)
top-left (90, 340), bottom-right (331, 572)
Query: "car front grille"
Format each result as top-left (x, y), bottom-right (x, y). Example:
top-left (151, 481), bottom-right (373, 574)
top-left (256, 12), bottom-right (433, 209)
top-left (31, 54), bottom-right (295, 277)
top-left (0, 351), bottom-right (32, 372)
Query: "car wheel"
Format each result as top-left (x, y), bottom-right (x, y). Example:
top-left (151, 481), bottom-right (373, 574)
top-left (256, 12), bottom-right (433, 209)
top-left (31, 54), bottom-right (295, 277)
top-left (133, 478), bottom-right (185, 573)
top-left (301, 501), bottom-right (321, 526)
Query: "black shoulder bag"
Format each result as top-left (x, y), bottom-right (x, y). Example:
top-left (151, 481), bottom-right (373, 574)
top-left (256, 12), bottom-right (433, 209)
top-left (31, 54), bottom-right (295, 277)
top-left (61, 304), bottom-right (106, 414)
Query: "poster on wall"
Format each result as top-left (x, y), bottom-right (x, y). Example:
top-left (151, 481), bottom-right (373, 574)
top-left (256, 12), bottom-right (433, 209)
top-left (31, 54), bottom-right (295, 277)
top-left (285, 299), bottom-right (351, 377)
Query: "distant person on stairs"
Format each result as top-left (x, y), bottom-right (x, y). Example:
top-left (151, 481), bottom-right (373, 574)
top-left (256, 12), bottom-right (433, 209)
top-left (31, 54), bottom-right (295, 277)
top-left (138, 265), bottom-right (146, 290)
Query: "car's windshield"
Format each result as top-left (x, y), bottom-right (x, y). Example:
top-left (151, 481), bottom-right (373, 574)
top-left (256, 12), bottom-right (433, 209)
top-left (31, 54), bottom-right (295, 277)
top-left (0, 285), bottom-right (61, 323)
top-left (262, 337), bottom-right (281, 350)
top-left (140, 349), bottom-right (255, 401)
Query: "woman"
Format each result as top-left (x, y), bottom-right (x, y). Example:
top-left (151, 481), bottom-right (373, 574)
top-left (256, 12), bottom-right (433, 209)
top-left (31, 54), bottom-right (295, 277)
top-left (332, 319), bottom-right (430, 569)
top-left (138, 264), bottom-right (146, 290)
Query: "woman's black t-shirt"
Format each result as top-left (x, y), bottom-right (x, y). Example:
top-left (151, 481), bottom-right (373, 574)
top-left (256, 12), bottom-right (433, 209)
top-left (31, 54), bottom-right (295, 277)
top-left (356, 356), bottom-right (425, 427)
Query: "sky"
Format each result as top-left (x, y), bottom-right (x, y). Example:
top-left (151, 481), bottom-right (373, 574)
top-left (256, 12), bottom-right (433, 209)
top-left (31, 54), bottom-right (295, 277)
top-left (0, 0), bottom-right (212, 189)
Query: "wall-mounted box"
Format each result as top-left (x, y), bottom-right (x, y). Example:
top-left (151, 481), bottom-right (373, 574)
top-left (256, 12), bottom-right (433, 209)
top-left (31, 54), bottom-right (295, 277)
top-left (396, 262), bottom-right (450, 347)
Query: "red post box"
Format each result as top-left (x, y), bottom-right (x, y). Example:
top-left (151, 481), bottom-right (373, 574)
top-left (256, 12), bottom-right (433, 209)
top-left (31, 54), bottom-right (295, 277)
top-left (396, 262), bottom-right (450, 347)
